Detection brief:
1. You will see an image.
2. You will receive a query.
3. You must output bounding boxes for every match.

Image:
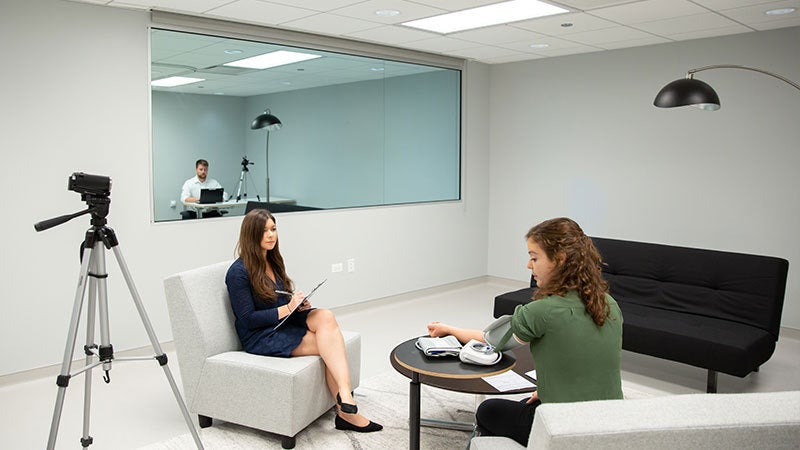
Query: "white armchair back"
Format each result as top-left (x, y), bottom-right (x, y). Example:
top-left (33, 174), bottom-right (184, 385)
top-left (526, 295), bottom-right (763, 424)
top-left (164, 260), bottom-right (238, 406)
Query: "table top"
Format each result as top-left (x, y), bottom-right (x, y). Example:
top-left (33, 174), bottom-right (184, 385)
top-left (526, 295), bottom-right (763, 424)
top-left (390, 337), bottom-right (536, 395)
top-left (183, 199), bottom-right (249, 209)
top-left (183, 196), bottom-right (296, 209)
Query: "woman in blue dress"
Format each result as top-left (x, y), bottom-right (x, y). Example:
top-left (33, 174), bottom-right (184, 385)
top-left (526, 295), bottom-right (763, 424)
top-left (226, 209), bottom-right (382, 433)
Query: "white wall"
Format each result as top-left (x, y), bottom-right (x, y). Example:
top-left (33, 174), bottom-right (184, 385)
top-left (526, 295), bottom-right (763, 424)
top-left (487, 26), bottom-right (800, 329)
top-left (0, 0), bottom-right (490, 376)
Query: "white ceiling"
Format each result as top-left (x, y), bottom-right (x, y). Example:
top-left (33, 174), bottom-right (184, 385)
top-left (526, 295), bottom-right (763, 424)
top-left (149, 28), bottom-right (445, 96)
top-left (71, 0), bottom-right (799, 64)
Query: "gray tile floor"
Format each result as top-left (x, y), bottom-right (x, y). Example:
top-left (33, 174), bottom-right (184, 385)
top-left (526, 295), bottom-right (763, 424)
top-left (2, 277), bottom-right (798, 449)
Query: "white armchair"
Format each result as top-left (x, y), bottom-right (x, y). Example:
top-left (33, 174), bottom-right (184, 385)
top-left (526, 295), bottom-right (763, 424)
top-left (163, 261), bottom-right (361, 449)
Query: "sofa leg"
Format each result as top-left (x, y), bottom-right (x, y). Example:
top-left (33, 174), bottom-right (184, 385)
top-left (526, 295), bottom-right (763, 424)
top-left (281, 435), bottom-right (296, 449)
top-left (706, 370), bottom-right (718, 393)
top-left (198, 415), bottom-right (212, 428)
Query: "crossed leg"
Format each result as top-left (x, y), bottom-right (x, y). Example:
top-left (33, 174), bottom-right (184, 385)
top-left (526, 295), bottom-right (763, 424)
top-left (291, 308), bottom-right (370, 427)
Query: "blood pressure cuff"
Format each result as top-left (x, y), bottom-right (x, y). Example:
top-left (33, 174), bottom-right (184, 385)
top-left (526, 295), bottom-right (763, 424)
top-left (483, 315), bottom-right (524, 352)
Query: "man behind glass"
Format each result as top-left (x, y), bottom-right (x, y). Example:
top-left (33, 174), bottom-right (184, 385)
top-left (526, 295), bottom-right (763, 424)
top-left (181, 159), bottom-right (227, 203)
top-left (180, 159), bottom-right (228, 219)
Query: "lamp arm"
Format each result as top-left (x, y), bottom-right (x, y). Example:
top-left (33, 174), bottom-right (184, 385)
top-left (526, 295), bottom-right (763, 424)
top-left (686, 65), bottom-right (800, 91)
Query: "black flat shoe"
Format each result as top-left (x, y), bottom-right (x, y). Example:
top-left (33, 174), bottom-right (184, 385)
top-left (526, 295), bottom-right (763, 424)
top-left (335, 414), bottom-right (383, 433)
top-left (336, 393), bottom-right (358, 414)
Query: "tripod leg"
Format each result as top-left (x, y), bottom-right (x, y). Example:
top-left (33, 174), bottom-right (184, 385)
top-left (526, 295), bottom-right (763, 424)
top-left (234, 170), bottom-right (245, 201)
top-left (109, 244), bottom-right (205, 449)
top-left (81, 250), bottom-right (99, 448)
top-left (81, 239), bottom-right (114, 448)
top-left (47, 245), bottom-right (94, 450)
top-left (244, 170), bottom-right (261, 201)
top-left (94, 247), bottom-right (114, 381)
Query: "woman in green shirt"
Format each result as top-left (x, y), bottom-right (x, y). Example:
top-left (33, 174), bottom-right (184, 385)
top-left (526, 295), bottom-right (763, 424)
top-left (428, 217), bottom-right (623, 446)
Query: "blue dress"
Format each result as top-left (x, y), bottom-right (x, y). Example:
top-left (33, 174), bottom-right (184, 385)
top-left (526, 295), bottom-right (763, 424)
top-left (225, 258), bottom-right (310, 357)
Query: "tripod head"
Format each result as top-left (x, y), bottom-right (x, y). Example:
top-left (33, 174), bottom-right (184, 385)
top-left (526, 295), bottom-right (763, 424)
top-left (240, 156), bottom-right (254, 172)
top-left (34, 172), bottom-right (113, 232)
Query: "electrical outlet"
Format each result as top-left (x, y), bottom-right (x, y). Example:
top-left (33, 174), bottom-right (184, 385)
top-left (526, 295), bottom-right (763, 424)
top-left (347, 258), bottom-right (355, 272)
top-left (331, 263), bottom-right (343, 273)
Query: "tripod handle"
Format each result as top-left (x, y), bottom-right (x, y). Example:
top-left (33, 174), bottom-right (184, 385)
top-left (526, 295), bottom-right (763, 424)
top-left (34, 208), bottom-right (92, 232)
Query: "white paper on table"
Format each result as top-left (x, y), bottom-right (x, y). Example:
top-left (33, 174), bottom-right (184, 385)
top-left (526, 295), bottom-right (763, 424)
top-left (482, 370), bottom-right (536, 392)
top-left (525, 369), bottom-right (537, 381)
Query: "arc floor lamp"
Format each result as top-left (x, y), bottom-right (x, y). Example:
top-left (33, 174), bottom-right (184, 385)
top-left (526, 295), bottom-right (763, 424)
top-left (251, 109), bottom-right (282, 201)
top-left (653, 65), bottom-right (800, 110)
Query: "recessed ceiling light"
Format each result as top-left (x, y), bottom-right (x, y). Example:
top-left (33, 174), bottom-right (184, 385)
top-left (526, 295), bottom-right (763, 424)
top-left (370, 67), bottom-right (385, 71)
top-left (376, 9), bottom-right (401, 17)
top-left (765, 7), bottom-right (796, 15)
top-left (402, 0), bottom-right (568, 34)
top-left (151, 76), bottom-right (205, 87)
top-left (224, 50), bottom-right (321, 69)
top-left (529, 43), bottom-right (549, 49)
top-left (224, 49), bottom-right (243, 54)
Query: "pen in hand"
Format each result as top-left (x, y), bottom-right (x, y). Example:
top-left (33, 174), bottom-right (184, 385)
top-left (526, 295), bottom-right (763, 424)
top-left (277, 290), bottom-right (308, 310)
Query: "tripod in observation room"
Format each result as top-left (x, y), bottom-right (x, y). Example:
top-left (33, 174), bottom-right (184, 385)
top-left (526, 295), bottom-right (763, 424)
top-left (35, 172), bottom-right (203, 450)
top-left (231, 156), bottom-right (261, 202)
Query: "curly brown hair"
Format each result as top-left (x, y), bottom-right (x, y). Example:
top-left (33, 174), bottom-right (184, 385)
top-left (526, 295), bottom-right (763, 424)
top-left (526, 217), bottom-right (611, 326)
top-left (235, 209), bottom-right (293, 303)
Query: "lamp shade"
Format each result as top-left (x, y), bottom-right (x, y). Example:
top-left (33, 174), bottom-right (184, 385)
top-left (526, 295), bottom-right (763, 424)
top-left (653, 78), bottom-right (721, 111)
top-left (251, 110), bottom-right (282, 131)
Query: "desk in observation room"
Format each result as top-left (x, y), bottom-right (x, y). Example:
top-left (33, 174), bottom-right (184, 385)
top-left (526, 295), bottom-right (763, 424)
top-left (183, 196), bottom-right (295, 218)
top-left (390, 337), bottom-right (536, 450)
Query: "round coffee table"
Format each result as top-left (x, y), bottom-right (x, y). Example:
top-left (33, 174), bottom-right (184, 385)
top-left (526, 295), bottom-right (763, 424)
top-left (390, 337), bottom-right (536, 450)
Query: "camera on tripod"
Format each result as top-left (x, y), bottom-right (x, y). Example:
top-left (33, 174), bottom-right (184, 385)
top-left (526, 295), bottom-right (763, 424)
top-left (240, 157), bottom-right (254, 170)
top-left (68, 172), bottom-right (111, 197)
top-left (35, 172), bottom-right (204, 449)
top-left (33, 172), bottom-right (114, 233)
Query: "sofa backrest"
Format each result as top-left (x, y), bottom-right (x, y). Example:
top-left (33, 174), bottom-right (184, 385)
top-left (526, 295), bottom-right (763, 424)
top-left (529, 390), bottom-right (800, 449)
top-left (163, 260), bottom-right (240, 404)
top-left (591, 237), bottom-right (788, 339)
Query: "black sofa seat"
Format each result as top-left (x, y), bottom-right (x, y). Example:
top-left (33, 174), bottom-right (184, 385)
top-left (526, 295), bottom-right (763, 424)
top-left (620, 302), bottom-right (775, 378)
top-left (493, 237), bottom-right (789, 393)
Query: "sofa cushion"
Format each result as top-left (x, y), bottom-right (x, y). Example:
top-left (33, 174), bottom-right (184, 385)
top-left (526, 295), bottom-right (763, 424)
top-left (528, 391), bottom-right (800, 450)
top-left (619, 302), bottom-right (775, 377)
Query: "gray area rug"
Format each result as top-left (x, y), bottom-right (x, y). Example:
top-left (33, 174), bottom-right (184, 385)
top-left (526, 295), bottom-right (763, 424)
top-left (139, 370), bottom-right (481, 450)
top-left (140, 371), bottom-right (656, 450)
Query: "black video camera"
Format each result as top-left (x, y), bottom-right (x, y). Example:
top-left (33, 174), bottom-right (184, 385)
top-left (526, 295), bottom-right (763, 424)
top-left (68, 172), bottom-right (112, 197)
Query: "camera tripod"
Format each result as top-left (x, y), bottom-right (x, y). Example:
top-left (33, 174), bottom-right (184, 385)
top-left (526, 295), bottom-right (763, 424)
top-left (231, 156), bottom-right (260, 202)
top-left (38, 200), bottom-right (203, 449)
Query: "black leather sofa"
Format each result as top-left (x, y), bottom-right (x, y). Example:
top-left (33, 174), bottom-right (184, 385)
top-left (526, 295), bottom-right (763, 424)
top-left (245, 201), bottom-right (322, 213)
top-left (493, 237), bottom-right (789, 393)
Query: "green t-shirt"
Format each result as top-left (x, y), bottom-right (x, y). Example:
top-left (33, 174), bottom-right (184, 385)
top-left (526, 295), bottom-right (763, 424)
top-left (511, 290), bottom-right (623, 404)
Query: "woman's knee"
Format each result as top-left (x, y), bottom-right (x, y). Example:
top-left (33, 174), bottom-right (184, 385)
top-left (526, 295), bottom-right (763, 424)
top-left (475, 398), bottom-right (504, 430)
top-left (309, 308), bottom-right (338, 327)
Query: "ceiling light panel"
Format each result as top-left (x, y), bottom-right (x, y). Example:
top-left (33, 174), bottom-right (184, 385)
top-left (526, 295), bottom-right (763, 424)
top-left (402, 0), bottom-right (570, 34)
top-left (224, 50), bottom-right (322, 69)
top-left (151, 76), bottom-right (205, 87)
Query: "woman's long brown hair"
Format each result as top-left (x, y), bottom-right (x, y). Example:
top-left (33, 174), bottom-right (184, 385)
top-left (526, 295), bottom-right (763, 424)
top-left (236, 209), bottom-right (293, 303)
top-left (526, 217), bottom-right (611, 326)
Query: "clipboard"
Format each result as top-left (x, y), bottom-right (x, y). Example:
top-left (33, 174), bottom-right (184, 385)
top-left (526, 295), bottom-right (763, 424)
top-left (273, 279), bottom-right (327, 331)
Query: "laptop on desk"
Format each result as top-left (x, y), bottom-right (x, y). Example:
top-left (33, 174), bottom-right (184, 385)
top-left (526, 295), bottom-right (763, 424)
top-left (199, 188), bottom-right (224, 204)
